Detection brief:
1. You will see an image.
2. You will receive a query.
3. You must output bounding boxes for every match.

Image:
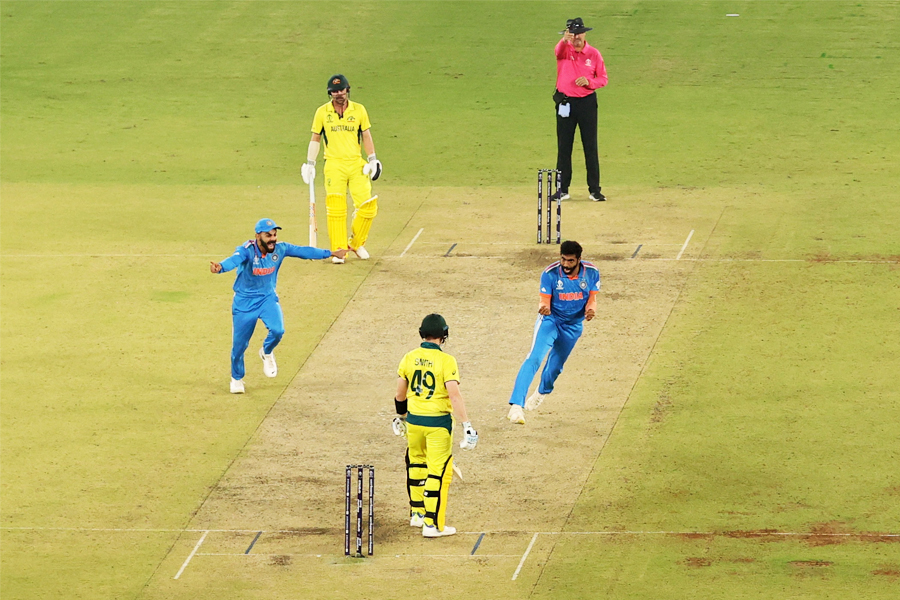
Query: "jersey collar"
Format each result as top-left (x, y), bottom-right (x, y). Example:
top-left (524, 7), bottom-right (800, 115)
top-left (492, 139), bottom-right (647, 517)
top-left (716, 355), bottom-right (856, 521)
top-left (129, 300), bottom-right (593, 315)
top-left (420, 342), bottom-right (442, 350)
top-left (328, 99), bottom-right (356, 116)
top-left (252, 240), bottom-right (270, 258)
top-left (558, 262), bottom-right (583, 280)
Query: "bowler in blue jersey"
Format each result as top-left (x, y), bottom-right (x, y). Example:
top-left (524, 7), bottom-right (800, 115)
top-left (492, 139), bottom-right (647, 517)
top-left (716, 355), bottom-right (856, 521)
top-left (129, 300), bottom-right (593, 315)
top-left (210, 218), bottom-right (347, 393)
top-left (507, 240), bottom-right (600, 424)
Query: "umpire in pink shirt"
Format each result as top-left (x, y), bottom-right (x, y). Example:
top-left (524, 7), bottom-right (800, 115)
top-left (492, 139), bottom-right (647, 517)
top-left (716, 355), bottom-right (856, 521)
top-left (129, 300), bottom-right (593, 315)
top-left (553, 18), bottom-right (608, 202)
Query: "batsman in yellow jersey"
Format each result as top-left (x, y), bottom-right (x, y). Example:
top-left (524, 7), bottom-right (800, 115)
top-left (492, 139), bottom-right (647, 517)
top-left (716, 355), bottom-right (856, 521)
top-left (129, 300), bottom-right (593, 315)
top-left (391, 314), bottom-right (478, 538)
top-left (301, 74), bottom-right (383, 264)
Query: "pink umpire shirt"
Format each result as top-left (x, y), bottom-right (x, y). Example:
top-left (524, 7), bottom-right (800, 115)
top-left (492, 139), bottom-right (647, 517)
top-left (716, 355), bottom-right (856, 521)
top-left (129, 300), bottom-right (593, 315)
top-left (555, 39), bottom-right (608, 98)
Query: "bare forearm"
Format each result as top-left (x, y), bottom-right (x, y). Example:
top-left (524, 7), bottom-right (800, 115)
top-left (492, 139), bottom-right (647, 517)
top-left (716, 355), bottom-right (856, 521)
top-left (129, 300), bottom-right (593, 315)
top-left (447, 384), bottom-right (468, 422)
top-left (362, 129), bottom-right (376, 157)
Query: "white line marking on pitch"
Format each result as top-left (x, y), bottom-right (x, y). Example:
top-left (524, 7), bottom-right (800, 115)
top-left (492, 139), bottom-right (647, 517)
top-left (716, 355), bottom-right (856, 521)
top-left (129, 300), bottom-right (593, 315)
top-left (512, 532), bottom-right (539, 581)
top-left (174, 530), bottom-right (208, 580)
top-left (4, 526), bottom-right (898, 538)
top-left (399, 228), bottom-right (424, 257)
top-left (676, 230), bottom-right (695, 260)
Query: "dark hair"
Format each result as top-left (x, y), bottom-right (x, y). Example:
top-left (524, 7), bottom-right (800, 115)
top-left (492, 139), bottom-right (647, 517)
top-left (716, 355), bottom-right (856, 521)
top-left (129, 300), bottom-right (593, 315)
top-left (560, 240), bottom-right (582, 259)
top-left (419, 314), bottom-right (449, 340)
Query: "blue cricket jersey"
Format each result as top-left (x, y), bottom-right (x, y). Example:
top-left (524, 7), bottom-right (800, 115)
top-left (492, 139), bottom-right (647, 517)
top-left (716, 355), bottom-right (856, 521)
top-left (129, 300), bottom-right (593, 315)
top-left (218, 240), bottom-right (330, 310)
top-left (539, 260), bottom-right (601, 323)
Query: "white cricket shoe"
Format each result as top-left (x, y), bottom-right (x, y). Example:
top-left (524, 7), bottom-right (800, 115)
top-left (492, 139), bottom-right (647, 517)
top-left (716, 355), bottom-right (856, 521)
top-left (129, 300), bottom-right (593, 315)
top-left (332, 256), bottom-right (345, 264)
top-left (350, 246), bottom-right (370, 260)
top-left (259, 347), bottom-right (277, 378)
top-left (410, 512), bottom-right (425, 527)
top-left (525, 390), bottom-right (547, 411)
top-left (507, 404), bottom-right (526, 424)
top-left (230, 378), bottom-right (245, 394)
top-left (423, 524), bottom-right (457, 538)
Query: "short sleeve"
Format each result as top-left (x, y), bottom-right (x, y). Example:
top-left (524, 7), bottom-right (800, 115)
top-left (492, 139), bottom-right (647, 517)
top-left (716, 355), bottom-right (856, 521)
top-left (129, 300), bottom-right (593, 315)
top-left (311, 106), bottom-right (325, 134)
top-left (359, 105), bottom-right (371, 131)
top-left (540, 269), bottom-right (554, 295)
top-left (444, 355), bottom-right (460, 384)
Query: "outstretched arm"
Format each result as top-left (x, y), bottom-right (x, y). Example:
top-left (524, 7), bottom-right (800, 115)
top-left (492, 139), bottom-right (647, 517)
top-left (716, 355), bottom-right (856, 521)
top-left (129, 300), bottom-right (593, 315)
top-left (281, 243), bottom-right (345, 260)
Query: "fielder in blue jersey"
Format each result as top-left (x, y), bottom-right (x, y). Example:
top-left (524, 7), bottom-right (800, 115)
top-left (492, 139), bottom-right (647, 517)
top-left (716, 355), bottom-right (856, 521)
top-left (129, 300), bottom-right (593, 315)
top-left (210, 218), bottom-right (347, 394)
top-left (507, 240), bottom-right (600, 424)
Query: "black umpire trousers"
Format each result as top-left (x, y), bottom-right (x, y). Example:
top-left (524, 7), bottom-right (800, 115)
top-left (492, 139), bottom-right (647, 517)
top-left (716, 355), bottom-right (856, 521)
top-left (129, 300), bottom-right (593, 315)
top-left (556, 92), bottom-right (601, 196)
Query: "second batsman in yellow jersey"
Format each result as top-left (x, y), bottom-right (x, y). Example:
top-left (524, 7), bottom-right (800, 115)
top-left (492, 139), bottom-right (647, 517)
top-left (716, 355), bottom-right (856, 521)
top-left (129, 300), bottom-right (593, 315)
top-left (301, 74), bottom-right (383, 263)
top-left (391, 314), bottom-right (478, 538)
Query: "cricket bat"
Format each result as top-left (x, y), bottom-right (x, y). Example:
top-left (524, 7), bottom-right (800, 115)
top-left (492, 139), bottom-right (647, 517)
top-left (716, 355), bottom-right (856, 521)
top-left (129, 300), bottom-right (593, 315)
top-left (308, 178), bottom-right (317, 247)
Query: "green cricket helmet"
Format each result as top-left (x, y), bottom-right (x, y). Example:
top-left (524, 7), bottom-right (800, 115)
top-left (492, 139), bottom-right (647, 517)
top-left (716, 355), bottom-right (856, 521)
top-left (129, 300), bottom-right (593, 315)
top-left (327, 74), bottom-right (350, 95)
top-left (419, 314), bottom-right (449, 340)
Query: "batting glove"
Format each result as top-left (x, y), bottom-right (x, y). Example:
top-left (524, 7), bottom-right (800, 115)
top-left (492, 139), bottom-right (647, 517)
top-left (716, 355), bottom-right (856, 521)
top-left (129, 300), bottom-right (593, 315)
top-left (391, 416), bottom-right (407, 438)
top-left (459, 422), bottom-right (478, 450)
top-left (362, 155), bottom-right (382, 181)
top-left (301, 161), bottom-right (316, 184)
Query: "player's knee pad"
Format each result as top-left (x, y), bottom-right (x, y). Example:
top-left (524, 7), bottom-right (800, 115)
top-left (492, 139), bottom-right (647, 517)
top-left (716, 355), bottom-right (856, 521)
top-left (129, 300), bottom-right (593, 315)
top-left (355, 195), bottom-right (378, 219)
top-left (325, 193), bottom-right (347, 217)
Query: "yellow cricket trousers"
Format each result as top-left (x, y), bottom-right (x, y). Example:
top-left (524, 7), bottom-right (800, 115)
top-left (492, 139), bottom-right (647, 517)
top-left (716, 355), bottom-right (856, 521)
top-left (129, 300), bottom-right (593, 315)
top-left (323, 158), bottom-right (378, 252)
top-left (405, 422), bottom-right (454, 531)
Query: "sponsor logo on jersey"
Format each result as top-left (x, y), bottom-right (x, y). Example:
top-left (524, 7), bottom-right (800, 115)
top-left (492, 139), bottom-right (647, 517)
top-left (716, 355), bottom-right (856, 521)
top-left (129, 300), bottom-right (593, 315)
top-left (586, 59), bottom-right (593, 67)
top-left (556, 280), bottom-right (564, 290)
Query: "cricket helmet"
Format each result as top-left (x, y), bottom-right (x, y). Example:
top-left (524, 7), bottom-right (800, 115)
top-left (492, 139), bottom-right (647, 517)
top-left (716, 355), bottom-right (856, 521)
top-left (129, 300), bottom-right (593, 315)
top-left (327, 74), bottom-right (350, 94)
top-left (419, 314), bottom-right (449, 340)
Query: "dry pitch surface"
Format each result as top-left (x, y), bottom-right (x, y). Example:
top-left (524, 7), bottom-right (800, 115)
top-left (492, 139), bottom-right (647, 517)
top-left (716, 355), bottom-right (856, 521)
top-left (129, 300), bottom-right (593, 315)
top-left (136, 184), bottom-right (712, 598)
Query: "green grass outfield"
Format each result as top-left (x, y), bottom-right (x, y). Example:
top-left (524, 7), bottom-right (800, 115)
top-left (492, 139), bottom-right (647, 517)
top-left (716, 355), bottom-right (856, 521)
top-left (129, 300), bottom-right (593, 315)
top-left (2, 1), bottom-right (899, 598)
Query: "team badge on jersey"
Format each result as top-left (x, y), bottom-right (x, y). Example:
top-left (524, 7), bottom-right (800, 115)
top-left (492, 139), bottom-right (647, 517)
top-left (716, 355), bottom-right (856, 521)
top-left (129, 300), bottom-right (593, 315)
top-left (580, 280), bottom-right (587, 289)
top-left (272, 255), bottom-right (278, 262)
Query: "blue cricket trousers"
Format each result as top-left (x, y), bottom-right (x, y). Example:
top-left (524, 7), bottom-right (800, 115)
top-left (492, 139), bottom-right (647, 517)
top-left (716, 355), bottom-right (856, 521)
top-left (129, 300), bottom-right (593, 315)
top-left (509, 314), bottom-right (583, 407)
top-left (231, 295), bottom-right (284, 380)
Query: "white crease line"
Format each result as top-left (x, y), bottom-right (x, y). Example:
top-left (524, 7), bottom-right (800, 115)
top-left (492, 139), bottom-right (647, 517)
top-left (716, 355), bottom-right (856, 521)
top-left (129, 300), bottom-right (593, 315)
top-left (4, 526), bottom-right (898, 537)
top-left (197, 552), bottom-right (522, 558)
top-left (174, 530), bottom-right (208, 580)
top-left (399, 228), bottom-right (424, 257)
top-left (676, 230), bottom-right (694, 260)
top-left (512, 532), bottom-right (539, 581)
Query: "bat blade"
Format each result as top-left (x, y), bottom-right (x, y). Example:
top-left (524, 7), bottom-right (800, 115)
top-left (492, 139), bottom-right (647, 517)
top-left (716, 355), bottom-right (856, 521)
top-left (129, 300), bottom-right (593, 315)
top-left (308, 179), bottom-right (317, 247)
